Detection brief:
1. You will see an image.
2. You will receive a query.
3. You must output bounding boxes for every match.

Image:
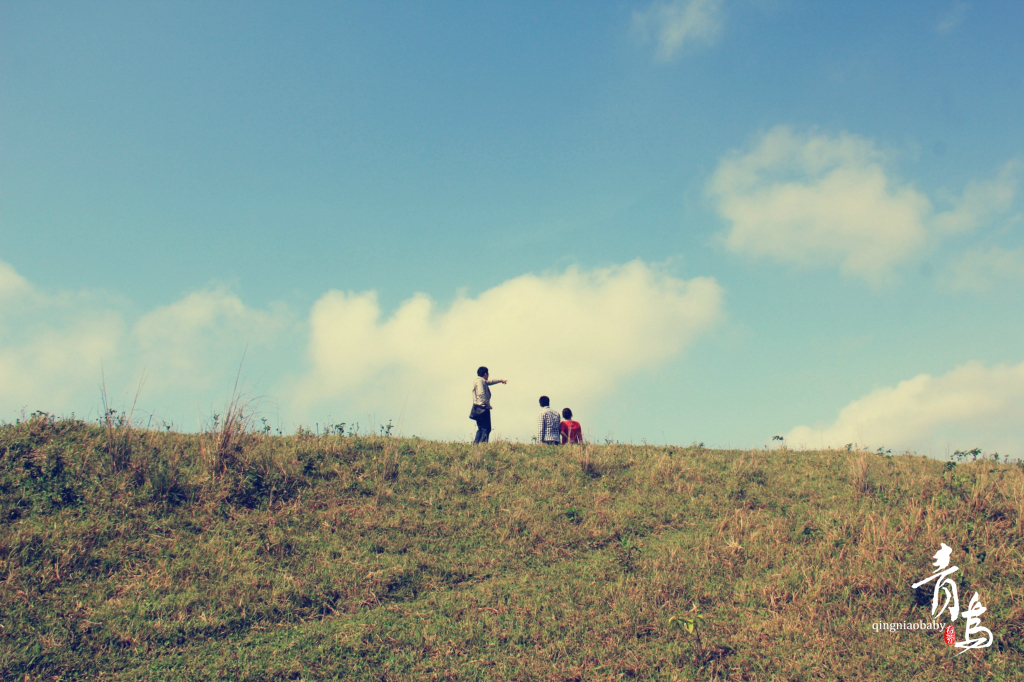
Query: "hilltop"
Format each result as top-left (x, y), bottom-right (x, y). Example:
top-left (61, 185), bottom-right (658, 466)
top-left (2, 413), bottom-right (1022, 680)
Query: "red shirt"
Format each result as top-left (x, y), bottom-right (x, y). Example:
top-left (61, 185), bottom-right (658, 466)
top-left (560, 420), bottom-right (582, 444)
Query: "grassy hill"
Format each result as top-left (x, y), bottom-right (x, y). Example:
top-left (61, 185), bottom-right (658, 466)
top-left (2, 412), bottom-right (1023, 680)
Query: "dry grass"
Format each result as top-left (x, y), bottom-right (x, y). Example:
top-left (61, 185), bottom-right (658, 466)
top-left (200, 367), bottom-right (260, 476)
top-left (2, 419), bottom-right (1023, 680)
top-left (99, 374), bottom-right (145, 473)
top-left (849, 448), bottom-right (873, 496)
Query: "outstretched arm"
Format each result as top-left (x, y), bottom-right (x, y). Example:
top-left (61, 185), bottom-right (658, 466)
top-left (486, 379), bottom-right (507, 385)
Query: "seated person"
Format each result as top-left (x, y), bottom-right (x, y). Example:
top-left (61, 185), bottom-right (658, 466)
top-left (536, 396), bottom-right (561, 445)
top-left (560, 408), bottom-right (583, 444)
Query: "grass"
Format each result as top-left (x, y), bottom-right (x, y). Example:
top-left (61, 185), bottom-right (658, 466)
top-left (2, 413), bottom-right (1024, 680)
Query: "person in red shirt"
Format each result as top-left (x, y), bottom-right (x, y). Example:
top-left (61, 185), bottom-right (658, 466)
top-left (560, 407), bottom-right (583, 444)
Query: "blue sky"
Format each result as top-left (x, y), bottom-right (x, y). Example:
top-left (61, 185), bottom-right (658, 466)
top-left (2, 1), bottom-right (1022, 454)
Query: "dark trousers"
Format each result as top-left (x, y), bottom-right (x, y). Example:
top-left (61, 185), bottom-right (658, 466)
top-left (473, 409), bottom-right (491, 443)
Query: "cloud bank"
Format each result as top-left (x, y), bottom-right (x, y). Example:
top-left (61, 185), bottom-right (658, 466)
top-left (290, 261), bottom-right (723, 440)
top-left (0, 258), bottom-right (722, 440)
top-left (0, 262), bottom-right (295, 426)
top-left (786, 361), bottom-right (1024, 456)
top-left (632, 0), bottom-right (724, 61)
top-left (708, 126), bottom-right (1020, 283)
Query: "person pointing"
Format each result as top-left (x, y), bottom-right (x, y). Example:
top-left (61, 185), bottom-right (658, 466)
top-left (470, 366), bottom-right (506, 443)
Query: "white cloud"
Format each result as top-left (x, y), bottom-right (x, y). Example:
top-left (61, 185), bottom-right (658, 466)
top-left (632, 0), bottom-right (724, 61)
top-left (709, 126), bottom-right (930, 282)
top-left (943, 245), bottom-right (1024, 292)
top-left (0, 258), bottom-right (294, 424)
top-left (0, 258), bottom-right (721, 439)
top-left (786, 361), bottom-right (1024, 456)
top-left (0, 310), bottom-right (124, 413)
top-left (936, 1), bottom-right (969, 34)
top-left (0, 261), bottom-right (121, 413)
top-left (933, 160), bottom-right (1020, 234)
top-left (708, 127), bottom-right (1020, 283)
top-left (0, 261), bottom-right (31, 300)
top-left (132, 289), bottom-right (292, 396)
top-left (290, 261), bottom-right (723, 440)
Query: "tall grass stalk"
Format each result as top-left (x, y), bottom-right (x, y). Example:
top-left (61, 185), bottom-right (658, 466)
top-left (202, 356), bottom-right (259, 475)
top-left (99, 371), bottom-right (145, 473)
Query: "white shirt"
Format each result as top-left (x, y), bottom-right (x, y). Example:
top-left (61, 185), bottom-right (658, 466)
top-left (472, 377), bottom-right (501, 407)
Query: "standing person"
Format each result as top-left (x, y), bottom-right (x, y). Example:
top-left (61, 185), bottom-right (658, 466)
top-left (536, 396), bottom-right (561, 445)
top-left (470, 366), bottom-right (506, 443)
top-left (560, 407), bottom-right (583, 445)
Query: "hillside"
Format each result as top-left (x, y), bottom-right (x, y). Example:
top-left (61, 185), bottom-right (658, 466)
top-left (2, 413), bottom-right (1022, 680)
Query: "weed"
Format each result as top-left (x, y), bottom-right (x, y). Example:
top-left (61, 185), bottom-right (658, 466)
top-left (202, 369), bottom-right (259, 476)
top-left (324, 422), bottom-right (346, 437)
top-left (99, 376), bottom-right (144, 473)
top-left (1011, 474), bottom-right (1024, 531)
top-left (968, 466), bottom-right (993, 515)
top-left (579, 445), bottom-right (603, 478)
top-left (668, 607), bottom-right (712, 665)
top-left (954, 447), bottom-right (983, 463)
top-left (615, 536), bottom-right (640, 572)
top-left (145, 447), bottom-right (190, 506)
top-left (849, 450), bottom-right (872, 496)
top-left (376, 441), bottom-right (401, 484)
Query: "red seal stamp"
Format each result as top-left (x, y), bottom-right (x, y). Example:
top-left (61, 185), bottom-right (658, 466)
top-left (944, 624), bottom-right (956, 646)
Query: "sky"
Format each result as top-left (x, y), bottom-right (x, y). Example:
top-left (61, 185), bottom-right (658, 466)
top-left (1, 0), bottom-right (1022, 455)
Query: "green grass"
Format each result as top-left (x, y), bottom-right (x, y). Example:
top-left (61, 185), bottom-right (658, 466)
top-left (2, 413), bottom-right (1023, 680)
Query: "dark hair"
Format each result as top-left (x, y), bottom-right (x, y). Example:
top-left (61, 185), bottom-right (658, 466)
top-left (562, 407), bottom-right (572, 419)
top-left (539, 396), bottom-right (550, 407)
top-left (477, 366), bottom-right (488, 377)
